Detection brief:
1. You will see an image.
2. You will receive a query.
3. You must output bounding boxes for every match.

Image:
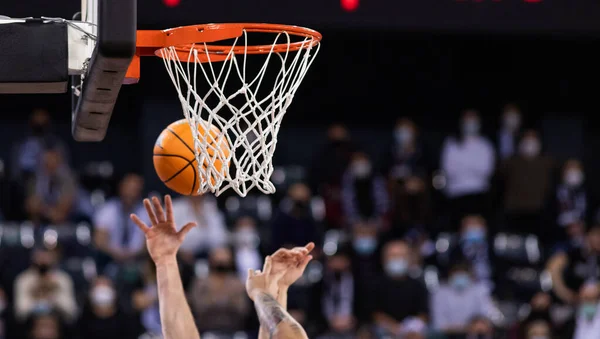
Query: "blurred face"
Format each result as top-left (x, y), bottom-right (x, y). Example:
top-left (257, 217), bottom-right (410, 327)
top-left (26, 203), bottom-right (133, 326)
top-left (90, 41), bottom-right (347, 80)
top-left (519, 131), bottom-right (541, 158)
top-left (502, 105), bottom-right (521, 131)
top-left (209, 247), bottom-right (233, 273)
top-left (449, 268), bottom-right (472, 290)
top-left (394, 119), bottom-right (416, 144)
top-left (563, 160), bottom-right (584, 187)
top-left (469, 318), bottom-right (492, 335)
top-left (90, 276), bottom-right (116, 308)
top-left (383, 241), bottom-right (411, 278)
top-left (588, 228), bottom-right (600, 253)
top-left (328, 124), bottom-right (349, 142)
top-left (42, 150), bottom-right (62, 174)
top-left (32, 249), bottom-right (58, 274)
top-left (119, 174), bottom-right (144, 204)
top-left (31, 315), bottom-right (59, 339)
top-left (327, 254), bottom-right (350, 273)
top-left (234, 217), bottom-right (259, 248)
top-left (352, 222), bottom-right (378, 256)
top-left (288, 183), bottom-right (310, 203)
top-left (461, 215), bottom-right (487, 243)
top-left (461, 110), bottom-right (481, 136)
top-left (579, 283), bottom-right (600, 319)
top-left (531, 292), bottom-right (551, 311)
top-left (405, 334), bottom-right (425, 339)
top-left (30, 109), bottom-right (50, 134)
top-left (526, 321), bottom-right (551, 339)
top-left (350, 154), bottom-right (372, 179)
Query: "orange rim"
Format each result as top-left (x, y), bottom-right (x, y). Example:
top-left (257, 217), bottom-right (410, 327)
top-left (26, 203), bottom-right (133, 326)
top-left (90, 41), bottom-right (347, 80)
top-left (137, 23), bottom-right (321, 58)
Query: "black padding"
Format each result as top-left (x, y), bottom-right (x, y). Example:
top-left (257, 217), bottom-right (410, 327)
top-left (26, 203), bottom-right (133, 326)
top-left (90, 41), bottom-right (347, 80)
top-left (72, 0), bottom-right (137, 142)
top-left (0, 21), bottom-right (68, 93)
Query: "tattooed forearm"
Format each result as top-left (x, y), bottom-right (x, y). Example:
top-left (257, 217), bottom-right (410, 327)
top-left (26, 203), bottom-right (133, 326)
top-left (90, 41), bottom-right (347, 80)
top-left (254, 292), bottom-right (288, 334)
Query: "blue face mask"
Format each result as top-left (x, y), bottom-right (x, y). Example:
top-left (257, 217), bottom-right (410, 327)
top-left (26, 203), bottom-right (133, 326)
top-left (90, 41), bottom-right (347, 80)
top-left (450, 272), bottom-right (471, 290)
top-left (385, 258), bottom-right (408, 277)
top-left (462, 120), bottom-right (480, 135)
top-left (353, 237), bottom-right (377, 255)
top-left (463, 228), bottom-right (485, 243)
top-left (394, 127), bottom-right (413, 144)
top-left (580, 302), bottom-right (598, 319)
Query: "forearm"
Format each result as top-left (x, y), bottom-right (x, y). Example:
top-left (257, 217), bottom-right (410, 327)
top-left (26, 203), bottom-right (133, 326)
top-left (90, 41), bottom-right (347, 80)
top-left (259, 286), bottom-right (289, 339)
top-left (254, 292), bottom-right (307, 339)
top-left (156, 257), bottom-right (200, 339)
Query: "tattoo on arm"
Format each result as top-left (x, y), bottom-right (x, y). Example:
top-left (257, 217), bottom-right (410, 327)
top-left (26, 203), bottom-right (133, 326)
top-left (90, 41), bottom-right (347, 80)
top-left (254, 293), bottom-right (289, 335)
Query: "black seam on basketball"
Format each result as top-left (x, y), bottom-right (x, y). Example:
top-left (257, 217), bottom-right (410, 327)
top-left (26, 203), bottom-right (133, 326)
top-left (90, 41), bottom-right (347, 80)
top-left (190, 161), bottom-right (197, 195)
top-left (153, 153), bottom-right (190, 161)
top-left (163, 159), bottom-right (196, 183)
top-left (167, 128), bottom-right (195, 157)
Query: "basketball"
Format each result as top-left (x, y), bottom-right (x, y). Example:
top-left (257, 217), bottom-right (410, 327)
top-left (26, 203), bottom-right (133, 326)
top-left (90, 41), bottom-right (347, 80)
top-left (153, 119), bottom-right (230, 195)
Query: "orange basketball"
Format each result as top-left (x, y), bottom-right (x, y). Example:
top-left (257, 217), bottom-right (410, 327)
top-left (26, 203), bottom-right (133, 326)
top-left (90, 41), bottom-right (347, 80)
top-left (153, 119), bottom-right (230, 195)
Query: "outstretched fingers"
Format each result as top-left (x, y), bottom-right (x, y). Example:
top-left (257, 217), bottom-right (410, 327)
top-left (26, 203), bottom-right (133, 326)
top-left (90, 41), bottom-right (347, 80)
top-left (263, 256), bottom-right (273, 275)
top-left (143, 199), bottom-right (158, 225)
top-left (165, 195), bottom-right (174, 223)
top-left (151, 196), bottom-right (166, 223)
top-left (130, 214), bottom-right (151, 234)
top-left (177, 222), bottom-right (197, 240)
top-left (298, 255), bottom-right (313, 270)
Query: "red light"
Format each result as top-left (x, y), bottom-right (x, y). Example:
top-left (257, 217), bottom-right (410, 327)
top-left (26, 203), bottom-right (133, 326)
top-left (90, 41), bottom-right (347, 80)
top-left (163, 0), bottom-right (180, 7)
top-left (341, 0), bottom-right (359, 12)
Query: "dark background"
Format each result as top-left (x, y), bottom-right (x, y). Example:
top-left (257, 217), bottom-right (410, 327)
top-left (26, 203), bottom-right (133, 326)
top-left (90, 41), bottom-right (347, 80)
top-left (1, 0), bottom-right (599, 195)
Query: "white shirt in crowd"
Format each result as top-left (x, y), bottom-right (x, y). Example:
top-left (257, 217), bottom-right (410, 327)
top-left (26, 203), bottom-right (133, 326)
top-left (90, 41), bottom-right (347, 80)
top-left (574, 304), bottom-right (600, 339)
top-left (441, 136), bottom-right (495, 198)
top-left (171, 196), bottom-right (228, 254)
top-left (94, 198), bottom-right (147, 254)
top-left (431, 282), bottom-right (494, 331)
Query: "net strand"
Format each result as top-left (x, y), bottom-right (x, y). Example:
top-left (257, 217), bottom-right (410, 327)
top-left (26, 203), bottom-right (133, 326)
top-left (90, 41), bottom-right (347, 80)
top-left (160, 29), bottom-right (320, 197)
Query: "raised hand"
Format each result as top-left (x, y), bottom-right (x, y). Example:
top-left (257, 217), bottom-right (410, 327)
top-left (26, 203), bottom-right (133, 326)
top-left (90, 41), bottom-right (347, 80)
top-left (246, 257), bottom-right (284, 301)
top-left (130, 195), bottom-right (196, 265)
top-left (269, 242), bottom-right (315, 288)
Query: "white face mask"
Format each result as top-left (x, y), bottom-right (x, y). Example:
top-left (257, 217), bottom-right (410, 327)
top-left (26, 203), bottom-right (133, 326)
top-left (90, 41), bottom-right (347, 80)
top-left (503, 112), bottom-right (521, 131)
top-left (91, 285), bottom-right (116, 307)
top-left (565, 170), bottom-right (584, 187)
top-left (394, 127), bottom-right (414, 144)
top-left (520, 139), bottom-right (541, 157)
top-left (235, 228), bottom-right (259, 247)
top-left (462, 119), bottom-right (480, 136)
top-left (352, 161), bottom-right (372, 178)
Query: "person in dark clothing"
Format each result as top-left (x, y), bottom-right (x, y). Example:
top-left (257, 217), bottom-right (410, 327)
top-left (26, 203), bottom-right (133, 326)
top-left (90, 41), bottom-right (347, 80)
top-left (77, 276), bottom-right (137, 339)
top-left (271, 183), bottom-right (319, 251)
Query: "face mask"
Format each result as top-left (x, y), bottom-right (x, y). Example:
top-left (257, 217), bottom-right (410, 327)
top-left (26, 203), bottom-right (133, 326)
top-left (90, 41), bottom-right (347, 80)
top-left (31, 123), bottom-right (48, 136)
top-left (565, 170), bottom-right (584, 187)
top-left (353, 237), bottom-right (377, 255)
top-left (35, 263), bottom-right (51, 275)
top-left (352, 161), bottom-right (372, 178)
top-left (394, 127), bottom-right (414, 144)
top-left (91, 285), bottom-right (116, 307)
top-left (529, 336), bottom-right (549, 339)
top-left (580, 302), bottom-right (598, 319)
top-left (385, 258), bottom-right (408, 277)
top-left (462, 119), bottom-right (480, 136)
top-left (235, 229), bottom-right (259, 247)
top-left (463, 227), bottom-right (485, 243)
top-left (211, 263), bottom-right (233, 274)
top-left (520, 139), bottom-right (541, 157)
top-left (503, 112), bottom-right (520, 131)
top-left (450, 272), bottom-right (471, 290)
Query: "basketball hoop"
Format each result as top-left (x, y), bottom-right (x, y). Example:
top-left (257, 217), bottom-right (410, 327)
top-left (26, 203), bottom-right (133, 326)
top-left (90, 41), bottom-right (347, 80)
top-left (128, 23), bottom-right (321, 197)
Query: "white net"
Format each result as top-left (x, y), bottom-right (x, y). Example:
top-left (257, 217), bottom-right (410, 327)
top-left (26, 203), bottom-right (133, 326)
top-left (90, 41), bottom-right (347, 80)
top-left (159, 28), bottom-right (320, 197)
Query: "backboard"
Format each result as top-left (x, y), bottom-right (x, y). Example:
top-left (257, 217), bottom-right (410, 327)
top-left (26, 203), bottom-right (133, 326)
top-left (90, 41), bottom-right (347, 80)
top-left (0, 0), bottom-right (136, 142)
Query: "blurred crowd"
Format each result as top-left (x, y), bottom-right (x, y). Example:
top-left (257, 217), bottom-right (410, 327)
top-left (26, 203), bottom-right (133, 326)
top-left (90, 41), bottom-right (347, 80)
top-left (0, 106), bottom-right (598, 339)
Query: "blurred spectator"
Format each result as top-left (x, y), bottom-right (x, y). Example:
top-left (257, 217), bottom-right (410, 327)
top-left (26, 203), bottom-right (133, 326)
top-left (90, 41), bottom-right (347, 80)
top-left (271, 183), bottom-right (319, 250)
top-left (25, 148), bottom-right (77, 225)
top-left (431, 262), bottom-right (494, 336)
top-left (189, 247), bottom-right (249, 334)
top-left (523, 320), bottom-right (551, 339)
top-left (320, 245), bottom-right (356, 336)
top-left (384, 118), bottom-right (431, 232)
top-left (556, 159), bottom-right (587, 228)
top-left (77, 276), bottom-right (136, 339)
top-left (502, 130), bottom-right (553, 235)
top-left (560, 282), bottom-right (600, 338)
top-left (515, 292), bottom-right (553, 339)
top-left (350, 220), bottom-right (380, 324)
top-left (171, 194), bottom-right (228, 263)
top-left (341, 152), bottom-right (388, 225)
top-left (496, 104), bottom-right (523, 160)
top-left (310, 124), bottom-right (355, 229)
top-left (0, 288), bottom-right (5, 339)
top-left (11, 109), bottom-right (68, 181)
top-left (464, 316), bottom-right (495, 339)
top-left (450, 215), bottom-right (495, 289)
top-left (441, 109), bottom-right (495, 229)
top-left (553, 220), bottom-right (587, 253)
top-left (132, 257), bottom-right (160, 336)
top-left (93, 173), bottom-right (146, 267)
top-left (547, 224), bottom-right (600, 304)
top-left (26, 311), bottom-right (63, 339)
top-left (232, 216), bottom-right (264, 281)
top-left (400, 317), bottom-right (427, 339)
top-left (404, 227), bottom-right (436, 268)
top-left (14, 245), bottom-right (77, 322)
top-left (373, 240), bottom-right (428, 337)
